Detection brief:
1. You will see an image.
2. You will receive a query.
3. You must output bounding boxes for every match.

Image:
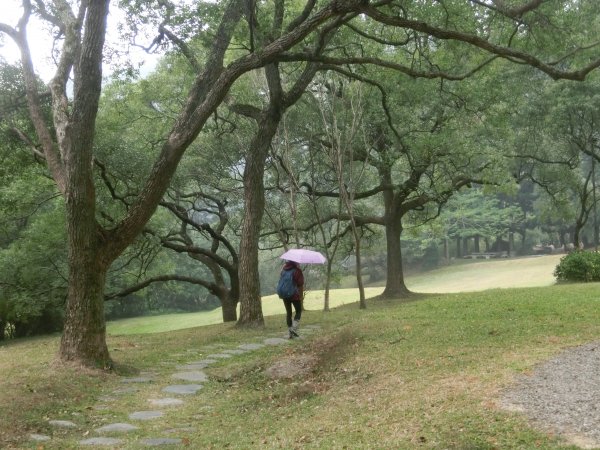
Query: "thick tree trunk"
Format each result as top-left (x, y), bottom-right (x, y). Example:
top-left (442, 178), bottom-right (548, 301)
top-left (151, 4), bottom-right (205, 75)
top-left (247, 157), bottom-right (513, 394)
top-left (59, 226), bottom-right (111, 367)
top-left (237, 104), bottom-right (281, 326)
top-left (381, 214), bottom-right (411, 298)
top-left (221, 295), bottom-right (238, 322)
top-left (58, 0), bottom-right (111, 367)
top-left (236, 154), bottom-right (267, 326)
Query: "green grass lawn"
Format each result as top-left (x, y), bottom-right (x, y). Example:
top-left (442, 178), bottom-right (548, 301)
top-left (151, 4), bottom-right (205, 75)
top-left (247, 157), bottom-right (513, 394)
top-left (108, 254), bottom-right (562, 335)
top-left (3, 254), bottom-right (596, 449)
top-left (406, 254), bottom-right (563, 293)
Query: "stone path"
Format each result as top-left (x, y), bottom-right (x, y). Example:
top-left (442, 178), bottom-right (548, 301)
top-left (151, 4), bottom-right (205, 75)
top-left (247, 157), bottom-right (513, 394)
top-left (28, 325), bottom-right (321, 447)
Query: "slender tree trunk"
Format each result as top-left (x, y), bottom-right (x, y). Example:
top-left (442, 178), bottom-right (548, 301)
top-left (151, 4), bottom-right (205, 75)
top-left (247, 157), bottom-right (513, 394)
top-left (324, 259), bottom-right (334, 312)
top-left (456, 237), bottom-right (462, 258)
top-left (574, 223), bottom-right (582, 249)
top-left (474, 235), bottom-right (480, 252)
top-left (353, 232), bottom-right (367, 309)
top-left (443, 237), bottom-right (449, 262)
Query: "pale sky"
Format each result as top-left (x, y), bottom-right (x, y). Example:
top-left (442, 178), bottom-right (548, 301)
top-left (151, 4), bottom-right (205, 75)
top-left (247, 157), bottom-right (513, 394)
top-left (1, 1), bottom-right (160, 82)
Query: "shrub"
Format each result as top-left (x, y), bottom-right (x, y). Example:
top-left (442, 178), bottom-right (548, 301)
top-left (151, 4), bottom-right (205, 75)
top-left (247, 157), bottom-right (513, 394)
top-left (554, 250), bottom-right (600, 282)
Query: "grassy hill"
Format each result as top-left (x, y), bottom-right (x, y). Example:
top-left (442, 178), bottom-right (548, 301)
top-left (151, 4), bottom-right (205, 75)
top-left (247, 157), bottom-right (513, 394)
top-left (107, 254), bottom-right (563, 335)
top-left (4, 253), bottom-right (596, 449)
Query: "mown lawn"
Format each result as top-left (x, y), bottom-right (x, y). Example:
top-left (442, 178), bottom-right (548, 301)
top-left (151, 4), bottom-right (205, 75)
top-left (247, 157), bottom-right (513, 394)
top-left (107, 254), bottom-right (562, 336)
top-left (2, 278), bottom-right (599, 449)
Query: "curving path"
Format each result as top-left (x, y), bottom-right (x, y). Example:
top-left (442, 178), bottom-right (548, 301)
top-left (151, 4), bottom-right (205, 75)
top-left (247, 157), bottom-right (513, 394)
top-left (29, 326), bottom-right (321, 447)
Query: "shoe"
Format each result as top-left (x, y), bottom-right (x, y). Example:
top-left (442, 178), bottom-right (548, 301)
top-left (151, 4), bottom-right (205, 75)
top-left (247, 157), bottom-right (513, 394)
top-left (292, 319), bottom-right (300, 336)
top-left (288, 327), bottom-right (299, 339)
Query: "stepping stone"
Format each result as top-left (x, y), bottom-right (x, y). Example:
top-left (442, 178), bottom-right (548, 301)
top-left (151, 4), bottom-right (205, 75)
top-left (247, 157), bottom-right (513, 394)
top-left (148, 398), bottom-right (184, 407)
top-left (263, 337), bottom-right (289, 346)
top-left (49, 419), bottom-right (77, 428)
top-left (141, 438), bottom-right (183, 446)
top-left (171, 371), bottom-right (208, 382)
top-left (120, 376), bottom-right (153, 383)
top-left (162, 384), bottom-right (203, 395)
top-left (177, 363), bottom-right (209, 370)
top-left (80, 437), bottom-right (123, 446)
top-left (207, 353), bottom-right (233, 359)
top-left (238, 343), bottom-right (265, 351)
top-left (30, 433), bottom-right (50, 441)
top-left (129, 411), bottom-right (164, 420)
top-left (222, 349), bottom-right (248, 355)
top-left (176, 359), bottom-right (217, 370)
top-left (95, 423), bottom-right (138, 433)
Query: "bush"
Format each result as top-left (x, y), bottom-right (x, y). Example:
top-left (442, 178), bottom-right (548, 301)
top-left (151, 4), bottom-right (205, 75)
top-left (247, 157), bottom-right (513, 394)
top-left (554, 251), bottom-right (600, 282)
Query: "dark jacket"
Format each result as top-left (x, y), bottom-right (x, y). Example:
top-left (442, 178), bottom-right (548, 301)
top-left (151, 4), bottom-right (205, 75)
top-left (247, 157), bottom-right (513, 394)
top-left (282, 262), bottom-right (304, 301)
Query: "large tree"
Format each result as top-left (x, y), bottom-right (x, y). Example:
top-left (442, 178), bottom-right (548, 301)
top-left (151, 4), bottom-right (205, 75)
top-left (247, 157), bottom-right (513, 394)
top-left (2, 0), bottom-right (600, 367)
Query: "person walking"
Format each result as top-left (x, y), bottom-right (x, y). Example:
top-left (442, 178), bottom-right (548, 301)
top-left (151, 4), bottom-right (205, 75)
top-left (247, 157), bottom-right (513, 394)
top-left (276, 260), bottom-right (304, 339)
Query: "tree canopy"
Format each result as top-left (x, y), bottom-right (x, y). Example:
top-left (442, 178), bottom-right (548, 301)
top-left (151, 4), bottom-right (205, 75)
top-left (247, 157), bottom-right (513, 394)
top-left (1, 0), bottom-right (600, 367)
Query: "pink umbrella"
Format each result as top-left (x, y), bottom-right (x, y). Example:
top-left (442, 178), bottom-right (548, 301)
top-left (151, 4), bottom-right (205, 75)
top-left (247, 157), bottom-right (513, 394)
top-left (280, 248), bottom-right (327, 264)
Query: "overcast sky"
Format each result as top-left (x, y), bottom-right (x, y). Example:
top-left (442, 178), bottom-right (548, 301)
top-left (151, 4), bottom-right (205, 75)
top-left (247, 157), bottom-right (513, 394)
top-left (1, 1), bottom-right (160, 82)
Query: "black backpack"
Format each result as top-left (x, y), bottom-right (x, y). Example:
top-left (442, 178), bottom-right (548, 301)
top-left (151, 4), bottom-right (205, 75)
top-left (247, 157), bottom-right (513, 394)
top-left (277, 268), bottom-right (297, 299)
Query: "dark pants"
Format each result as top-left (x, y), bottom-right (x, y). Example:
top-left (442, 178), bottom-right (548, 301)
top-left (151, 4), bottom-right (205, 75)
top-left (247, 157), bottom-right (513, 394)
top-left (283, 299), bottom-right (302, 327)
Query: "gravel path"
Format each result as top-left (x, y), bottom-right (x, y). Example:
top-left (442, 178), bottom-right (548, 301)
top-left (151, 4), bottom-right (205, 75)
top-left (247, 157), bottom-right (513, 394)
top-left (501, 341), bottom-right (600, 449)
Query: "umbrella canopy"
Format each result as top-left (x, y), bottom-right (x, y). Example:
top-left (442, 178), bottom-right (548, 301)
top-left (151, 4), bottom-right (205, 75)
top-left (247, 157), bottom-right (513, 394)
top-left (280, 248), bottom-right (327, 264)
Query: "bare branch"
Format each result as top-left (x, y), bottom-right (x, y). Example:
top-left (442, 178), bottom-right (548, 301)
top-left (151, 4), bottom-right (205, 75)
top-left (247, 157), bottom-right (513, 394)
top-left (105, 274), bottom-right (218, 300)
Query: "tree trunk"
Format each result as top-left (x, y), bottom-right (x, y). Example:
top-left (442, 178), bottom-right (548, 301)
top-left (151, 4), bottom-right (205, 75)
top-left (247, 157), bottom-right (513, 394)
top-left (236, 148), bottom-right (267, 327)
top-left (443, 237), bottom-right (449, 261)
top-left (381, 214), bottom-right (411, 298)
top-left (324, 259), bottom-right (334, 312)
top-left (456, 237), bottom-right (462, 258)
top-left (237, 104), bottom-right (281, 326)
top-left (354, 236), bottom-right (367, 309)
top-left (474, 235), bottom-right (480, 253)
top-left (59, 239), bottom-right (111, 367)
top-left (574, 223), bottom-right (582, 249)
top-left (221, 294), bottom-right (238, 322)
